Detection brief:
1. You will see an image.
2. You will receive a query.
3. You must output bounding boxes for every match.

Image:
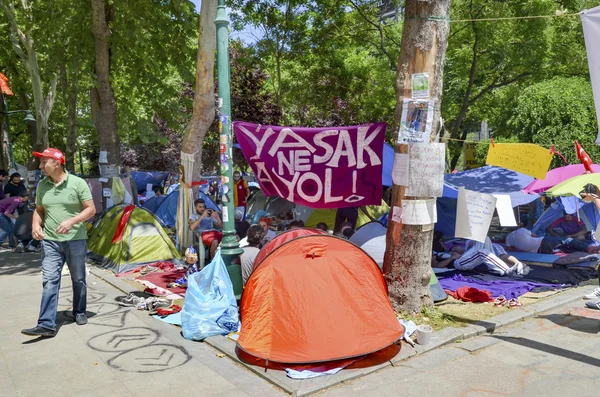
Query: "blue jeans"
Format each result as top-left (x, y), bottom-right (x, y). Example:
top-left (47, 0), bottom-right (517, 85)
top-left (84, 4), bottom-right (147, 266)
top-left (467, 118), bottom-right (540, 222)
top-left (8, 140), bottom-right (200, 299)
top-left (37, 239), bottom-right (87, 330)
top-left (540, 237), bottom-right (589, 254)
top-left (0, 214), bottom-right (15, 248)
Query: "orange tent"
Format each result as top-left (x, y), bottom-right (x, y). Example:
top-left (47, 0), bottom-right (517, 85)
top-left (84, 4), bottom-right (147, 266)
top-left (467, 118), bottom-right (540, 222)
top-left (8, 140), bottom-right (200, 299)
top-left (238, 234), bottom-right (403, 364)
top-left (252, 228), bottom-right (325, 269)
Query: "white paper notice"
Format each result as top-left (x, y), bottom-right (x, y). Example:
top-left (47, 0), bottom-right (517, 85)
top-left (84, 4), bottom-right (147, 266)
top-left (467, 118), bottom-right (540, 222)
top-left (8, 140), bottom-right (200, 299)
top-left (103, 188), bottom-right (112, 197)
top-left (493, 194), bottom-right (517, 227)
top-left (412, 73), bottom-right (430, 99)
top-left (146, 183), bottom-right (153, 193)
top-left (402, 199), bottom-right (437, 225)
top-left (106, 198), bottom-right (114, 208)
top-left (391, 206), bottom-right (402, 224)
top-left (222, 206), bottom-right (229, 223)
top-left (406, 143), bottom-right (445, 197)
top-left (455, 187), bottom-right (497, 243)
top-left (99, 151), bottom-right (108, 164)
top-left (392, 153), bottom-right (409, 186)
top-left (98, 178), bottom-right (109, 183)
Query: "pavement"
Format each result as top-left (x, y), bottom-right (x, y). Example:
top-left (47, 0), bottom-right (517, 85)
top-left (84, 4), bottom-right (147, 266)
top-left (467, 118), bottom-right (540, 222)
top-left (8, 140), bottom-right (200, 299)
top-left (1, 247), bottom-right (599, 397)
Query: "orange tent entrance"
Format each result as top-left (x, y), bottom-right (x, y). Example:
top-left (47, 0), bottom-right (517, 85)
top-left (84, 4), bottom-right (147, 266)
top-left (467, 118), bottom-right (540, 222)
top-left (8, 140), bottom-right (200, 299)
top-left (238, 234), bottom-right (403, 365)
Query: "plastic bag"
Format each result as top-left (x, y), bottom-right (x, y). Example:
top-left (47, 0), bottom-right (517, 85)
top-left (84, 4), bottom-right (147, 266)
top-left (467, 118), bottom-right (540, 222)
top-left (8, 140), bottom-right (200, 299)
top-left (181, 250), bottom-right (240, 341)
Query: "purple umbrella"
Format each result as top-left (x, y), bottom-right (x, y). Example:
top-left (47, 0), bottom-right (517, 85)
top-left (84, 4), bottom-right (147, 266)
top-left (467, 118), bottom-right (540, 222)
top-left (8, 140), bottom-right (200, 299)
top-left (523, 164), bottom-right (600, 194)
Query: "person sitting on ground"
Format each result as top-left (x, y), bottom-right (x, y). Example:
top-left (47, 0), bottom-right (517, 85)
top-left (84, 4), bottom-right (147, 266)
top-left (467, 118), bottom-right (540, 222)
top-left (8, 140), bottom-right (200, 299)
top-left (0, 191), bottom-right (29, 249)
top-left (431, 231), bottom-right (464, 268)
top-left (506, 224), bottom-right (598, 254)
top-left (453, 237), bottom-right (531, 277)
top-left (189, 198), bottom-right (223, 258)
top-left (259, 217), bottom-right (277, 243)
top-left (546, 212), bottom-right (587, 241)
top-left (234, 209), bottom-right (250, 240)
top-left (289, 219), bottom-right (305, 230)
top-left (167, 246), bottom-right (200, 289)
top-left (315, 222), bottom-right (329, 233)
top-left (241, 225), bottom-right (265, 285)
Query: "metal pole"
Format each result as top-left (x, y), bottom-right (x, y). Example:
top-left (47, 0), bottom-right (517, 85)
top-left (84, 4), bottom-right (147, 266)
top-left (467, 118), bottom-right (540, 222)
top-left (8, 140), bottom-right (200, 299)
top-left (3, 98), bottom-right (15, 170)
top-left (215, 0), bottom-right (242, 265)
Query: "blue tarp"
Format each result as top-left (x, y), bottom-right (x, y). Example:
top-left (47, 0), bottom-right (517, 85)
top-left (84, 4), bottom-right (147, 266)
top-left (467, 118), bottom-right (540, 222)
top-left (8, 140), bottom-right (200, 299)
top-left (154, 187), bottom-right (220, 228)
top-left (126, 171), bottom-right (170, 194)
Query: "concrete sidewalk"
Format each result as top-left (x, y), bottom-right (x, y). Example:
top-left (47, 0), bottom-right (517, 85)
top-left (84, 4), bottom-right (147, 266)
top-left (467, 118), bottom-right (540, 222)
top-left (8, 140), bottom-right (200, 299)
top-left (0, 249), bottom-right (283, 397)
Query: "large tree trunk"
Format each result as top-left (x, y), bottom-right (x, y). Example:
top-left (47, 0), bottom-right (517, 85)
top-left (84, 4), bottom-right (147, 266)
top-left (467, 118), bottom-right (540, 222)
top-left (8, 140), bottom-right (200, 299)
top-left (91, 0), bottom-right (120, 173)
top-left (181, 0), bottom-right (217, 179)
top-left (61, 63), bottom-right (79, 173)
top-left (0, 94), bottom-right (10, 170)
top-left (383, 0), bottom-right (451, 314)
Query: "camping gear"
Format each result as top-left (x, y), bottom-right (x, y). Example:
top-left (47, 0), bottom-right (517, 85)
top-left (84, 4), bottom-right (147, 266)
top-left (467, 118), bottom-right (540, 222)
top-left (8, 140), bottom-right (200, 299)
top-left (142, 195), bottom-right (167, 213)
top-left (253, 228), bottom-right (325, 270)
top-left (152, 187), bottom-right (219, 228)
top-left (546, 173), bottom-right (600, 197)
top-left (87, 205), bottom-right (181, 274)
top-left (181, 251), bottom-right (240, 341)
top-left (532, 197), bottom-right (599, 240)
top-left (127, 171), bottom-right (170, 194)
top-left (523, 164), bottom-right (600, 194)
top-left (416, 325), bottom-right (432, 346)
top-left (238, 234), bottom-right (403, 364)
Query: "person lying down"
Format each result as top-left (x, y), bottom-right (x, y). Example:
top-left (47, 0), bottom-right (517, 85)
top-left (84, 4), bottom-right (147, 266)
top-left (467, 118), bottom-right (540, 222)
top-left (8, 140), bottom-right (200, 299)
top-left (448, 237), bottom-right (530, 277)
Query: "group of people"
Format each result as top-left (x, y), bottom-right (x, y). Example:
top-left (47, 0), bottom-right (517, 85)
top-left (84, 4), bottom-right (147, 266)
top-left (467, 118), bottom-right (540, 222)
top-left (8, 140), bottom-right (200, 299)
top-left (0, 170), bottom-right (36, 252)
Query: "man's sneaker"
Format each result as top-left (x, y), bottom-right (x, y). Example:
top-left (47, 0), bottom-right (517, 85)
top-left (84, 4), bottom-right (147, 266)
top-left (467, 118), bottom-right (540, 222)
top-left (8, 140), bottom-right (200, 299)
top-left (583, 287), bottom-right (600, 300)
top-left (26, 244), bottom-right (40, 253)
top-left (585, 300), bottom-right (600, 310)
top-left (117, 293), bottom-right (144, 307)
top-left (15, 243), bottom-right (24, 253)
top-left (21, 326), bottom-right (56, 337)
top-left (75, 313), bottom-right (88, 325)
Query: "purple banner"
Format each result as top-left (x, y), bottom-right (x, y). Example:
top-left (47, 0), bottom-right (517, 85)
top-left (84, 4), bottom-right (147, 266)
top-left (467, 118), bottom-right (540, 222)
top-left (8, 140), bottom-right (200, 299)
top-left (233, 122), bottom-right (385, 208)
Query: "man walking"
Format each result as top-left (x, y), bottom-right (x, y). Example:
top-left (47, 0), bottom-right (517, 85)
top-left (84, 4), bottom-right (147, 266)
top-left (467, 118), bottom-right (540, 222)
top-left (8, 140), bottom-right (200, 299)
top-left (21, 148), bottom-right (95, 338)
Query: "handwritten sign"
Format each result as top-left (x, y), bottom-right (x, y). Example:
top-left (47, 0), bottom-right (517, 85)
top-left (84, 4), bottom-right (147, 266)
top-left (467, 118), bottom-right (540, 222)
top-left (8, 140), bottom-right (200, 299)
top-left (406, 143), bottom-right (445, 197)
top-left (455, 187), bottom-right (497, 243)
top-left (486, 143), bottom-right (552, 179)
top-left (392, 153), bottom-right (409, 186)
top-left (234, 121), bottom-right (385, 208)
top-left (402, 199), bottom-right (437, 225)
top-left (493, 194), bottom-right (517, 227)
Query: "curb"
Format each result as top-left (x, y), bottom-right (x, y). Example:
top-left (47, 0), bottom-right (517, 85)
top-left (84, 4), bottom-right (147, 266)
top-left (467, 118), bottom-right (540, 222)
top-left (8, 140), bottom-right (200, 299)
top-left (88, 265), bottom-right (597, 396)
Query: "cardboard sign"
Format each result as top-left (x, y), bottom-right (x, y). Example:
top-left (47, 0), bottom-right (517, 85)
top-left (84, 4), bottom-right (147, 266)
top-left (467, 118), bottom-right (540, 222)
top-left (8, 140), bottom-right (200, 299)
top-left (392, 153), bottom-right (409, 186)
top-left (402, 199), bottom-right (437, 225)
top-left (493, 194), bottom-right (517, 227)
top-left (486, 143), bottom-right (552, 179)
top-left (406, 143), bottom-right (445, 197)
top-left (455, 187), bottom-right (497, 243)
top-left (234, 121), bottom-right (385, 208)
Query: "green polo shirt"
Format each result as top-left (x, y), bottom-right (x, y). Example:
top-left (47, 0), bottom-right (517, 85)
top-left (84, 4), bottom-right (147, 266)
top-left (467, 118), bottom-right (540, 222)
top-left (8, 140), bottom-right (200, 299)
top-left (35, 172), bottom-right (93, 242)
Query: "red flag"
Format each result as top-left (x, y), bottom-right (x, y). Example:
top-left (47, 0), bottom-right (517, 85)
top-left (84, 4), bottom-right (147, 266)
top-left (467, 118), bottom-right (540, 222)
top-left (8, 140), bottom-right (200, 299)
top-left (112, 205), bottom-right (136, 244)
top-left (575, 141), bottom-right (594, 173)
top-left (0, 73), bottom-right (13, 96)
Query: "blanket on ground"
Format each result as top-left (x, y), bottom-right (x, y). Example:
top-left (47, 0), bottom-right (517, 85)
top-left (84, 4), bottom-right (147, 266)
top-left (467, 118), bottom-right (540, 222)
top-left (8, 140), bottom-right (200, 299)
top-left (439, 274), bottom-right (564, 299)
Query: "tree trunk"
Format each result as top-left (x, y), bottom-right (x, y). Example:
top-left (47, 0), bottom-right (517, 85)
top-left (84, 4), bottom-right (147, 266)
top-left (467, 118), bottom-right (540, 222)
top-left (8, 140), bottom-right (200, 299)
top-left (0, 95), bottom-right (9, 170)
top-left (61, 63), bottom-right (79, 174)
top-left (383, 0), bottom-right (451, 314)
top-left (181, 0), bottom-right (217, 179)
top-left (91, 0), bottom-right (120, 172)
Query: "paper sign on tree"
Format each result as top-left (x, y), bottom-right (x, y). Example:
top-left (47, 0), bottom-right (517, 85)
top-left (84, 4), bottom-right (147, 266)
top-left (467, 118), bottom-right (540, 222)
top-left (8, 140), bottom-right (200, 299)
top-left (485, 143), bottom-right (552, 179)
top-left (405, 143), bottom-right (445, 197)
top-left (455, 187), bottom-right (497, 243)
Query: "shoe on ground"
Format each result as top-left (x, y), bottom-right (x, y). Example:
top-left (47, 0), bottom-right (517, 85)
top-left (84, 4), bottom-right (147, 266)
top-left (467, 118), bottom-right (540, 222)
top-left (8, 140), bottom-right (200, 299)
top-left (26, 244), bottom-right (40, 252)
top-left (75, 313), bottom-right (88, 326)
top-left (21, 326), bottom-right (56, 337)
top-left (117, 293), bottom-right (143, 307)
top-left (585, 300), bottom-right (600, 310)
top-left (15, 243), bottom-right (24, 253)
top-left (583, 287), bottom-right (600, 300)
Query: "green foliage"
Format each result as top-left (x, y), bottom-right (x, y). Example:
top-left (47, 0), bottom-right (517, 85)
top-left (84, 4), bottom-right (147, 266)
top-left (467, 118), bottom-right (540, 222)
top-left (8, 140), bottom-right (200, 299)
top-left (504, 76), bottom-right (598, 168)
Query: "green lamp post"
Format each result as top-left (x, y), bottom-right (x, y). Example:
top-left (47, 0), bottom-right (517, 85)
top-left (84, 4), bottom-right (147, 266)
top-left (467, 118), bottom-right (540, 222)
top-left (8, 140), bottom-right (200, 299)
top-left (1, 96), bottom-right (35, 169)
top-left (215, 0), bottom-right (243, 265)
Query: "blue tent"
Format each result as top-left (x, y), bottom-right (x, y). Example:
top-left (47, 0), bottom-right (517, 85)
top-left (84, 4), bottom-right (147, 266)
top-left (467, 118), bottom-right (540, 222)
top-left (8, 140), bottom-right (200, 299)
top-left (532, 197), bottom-right (600, 240)
top-left (142, 195), bottom-right (167, 214)
top-left (154, 187), bottom-right (219, 228)
top-left (126, 171), bottom-right (170, 194)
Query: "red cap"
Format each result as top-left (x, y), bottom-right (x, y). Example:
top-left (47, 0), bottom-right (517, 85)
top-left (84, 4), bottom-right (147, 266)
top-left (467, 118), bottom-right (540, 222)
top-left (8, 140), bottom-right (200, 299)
top-left (32, 148), bottom-right (65, 164)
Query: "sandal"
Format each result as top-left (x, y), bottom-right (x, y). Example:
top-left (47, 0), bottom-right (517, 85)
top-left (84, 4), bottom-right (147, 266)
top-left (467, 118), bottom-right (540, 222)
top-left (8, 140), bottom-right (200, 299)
top-left (156, 305), bottom-right (182, 317)
top-left (508, 298), bottom-right (523, 308)
top-left (494, 295), bottom-right (507, 307)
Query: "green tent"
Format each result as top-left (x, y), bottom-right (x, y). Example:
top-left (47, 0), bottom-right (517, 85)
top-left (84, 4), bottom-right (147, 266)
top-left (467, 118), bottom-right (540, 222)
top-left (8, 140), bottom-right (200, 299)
top-left (88, 205), bottom-right (181, 274)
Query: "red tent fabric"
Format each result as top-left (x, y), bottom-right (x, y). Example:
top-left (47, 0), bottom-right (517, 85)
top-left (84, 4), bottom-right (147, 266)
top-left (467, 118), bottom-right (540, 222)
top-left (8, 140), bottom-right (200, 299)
top-left (252, 228), bottom-right (325, 271)
top-left (238, 234), bottom-right (403, 364)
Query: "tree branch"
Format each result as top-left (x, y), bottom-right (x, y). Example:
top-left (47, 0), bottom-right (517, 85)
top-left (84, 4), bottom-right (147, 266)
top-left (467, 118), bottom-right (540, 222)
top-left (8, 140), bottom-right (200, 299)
top-left (468, 72), bottom-right (530, 106)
